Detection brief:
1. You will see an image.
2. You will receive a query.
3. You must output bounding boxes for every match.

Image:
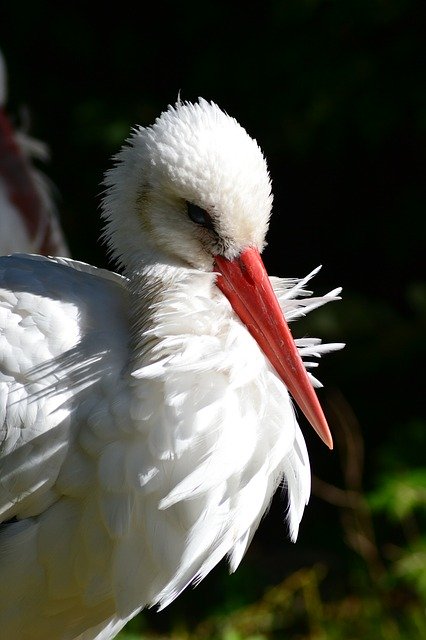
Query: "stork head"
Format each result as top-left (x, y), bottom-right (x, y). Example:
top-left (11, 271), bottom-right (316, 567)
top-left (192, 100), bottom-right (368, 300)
top-left (102, 99), bottom-right (333, 449)
top-left (102, 99), bottom-right (272, 271)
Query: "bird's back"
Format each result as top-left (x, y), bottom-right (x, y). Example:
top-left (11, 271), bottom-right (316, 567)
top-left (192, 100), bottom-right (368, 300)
top-left (0, 253), bottom-right (130, 639)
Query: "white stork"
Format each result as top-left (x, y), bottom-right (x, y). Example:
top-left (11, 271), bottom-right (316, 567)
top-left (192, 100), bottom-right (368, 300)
top-left (0, 99), bottom-right (342, 640)
top-left (0, 49), bottom-right (69, 257)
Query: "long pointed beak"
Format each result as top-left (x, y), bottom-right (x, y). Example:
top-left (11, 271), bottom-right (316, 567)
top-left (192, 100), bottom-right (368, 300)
top-left (214, 247), bottom-right (333, 449)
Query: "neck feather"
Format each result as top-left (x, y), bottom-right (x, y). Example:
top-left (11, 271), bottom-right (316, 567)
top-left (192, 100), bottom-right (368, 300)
top-left (126, 262), bottom-right (218, 373)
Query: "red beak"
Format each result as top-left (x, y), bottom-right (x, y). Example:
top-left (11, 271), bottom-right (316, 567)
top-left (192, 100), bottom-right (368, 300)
top-left (214, 247), bottom-right (333, 449)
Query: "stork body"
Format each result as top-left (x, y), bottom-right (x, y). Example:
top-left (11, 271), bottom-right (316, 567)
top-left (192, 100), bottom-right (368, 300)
top-left (0, 100), bottom-right (342, 640)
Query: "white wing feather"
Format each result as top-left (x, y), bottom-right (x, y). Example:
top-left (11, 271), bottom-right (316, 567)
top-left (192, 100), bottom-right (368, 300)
top-left (0, 254), bottom-right (130, 639)
top-left (0, 254), bottom-right (128, 519)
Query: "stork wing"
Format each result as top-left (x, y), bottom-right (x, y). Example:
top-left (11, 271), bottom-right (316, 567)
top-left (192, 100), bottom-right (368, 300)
top-left (0, 253), bottom-right (129, 522)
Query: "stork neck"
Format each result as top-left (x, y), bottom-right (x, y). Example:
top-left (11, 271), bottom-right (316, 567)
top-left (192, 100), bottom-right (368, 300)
top-left (127, 260), bottom-right (189, 296)
top-left (126, 261), bottom-right (216, 371)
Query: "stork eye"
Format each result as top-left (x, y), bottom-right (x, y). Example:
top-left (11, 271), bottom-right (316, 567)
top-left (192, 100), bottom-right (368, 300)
top-left (187, 202), bottom-right (215, 230)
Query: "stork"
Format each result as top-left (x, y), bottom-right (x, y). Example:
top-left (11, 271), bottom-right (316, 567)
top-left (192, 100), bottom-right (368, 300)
top-left (0, 49), bottom-right (69, 257)
top-left (0, 99), bottom-right (342, 640)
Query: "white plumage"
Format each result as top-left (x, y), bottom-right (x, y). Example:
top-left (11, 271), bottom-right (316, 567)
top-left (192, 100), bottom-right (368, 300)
top-left (0, 99), bottom-right (342, 640)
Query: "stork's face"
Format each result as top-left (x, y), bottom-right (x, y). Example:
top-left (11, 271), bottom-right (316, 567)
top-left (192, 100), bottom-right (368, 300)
top-left (104, 100), bottom-right (273, 270)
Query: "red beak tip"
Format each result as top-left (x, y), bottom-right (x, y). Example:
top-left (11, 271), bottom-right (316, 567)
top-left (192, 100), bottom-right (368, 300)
top-left (318, 423), bottom-right (333, 450)
top-left (321, 427), bottom-right (334, 450)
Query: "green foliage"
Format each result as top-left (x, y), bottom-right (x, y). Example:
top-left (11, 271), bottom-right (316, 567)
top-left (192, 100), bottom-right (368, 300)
top-left (369, 468), bottom-right (426, 520)
top-left (394, 539), bottom-right (426, 600)
top-left (117, 563), bottom-right (426, 639)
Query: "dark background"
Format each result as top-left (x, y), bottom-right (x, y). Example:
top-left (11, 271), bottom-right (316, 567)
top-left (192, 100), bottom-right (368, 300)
top-left (1, 1), bottom-right (425, 637)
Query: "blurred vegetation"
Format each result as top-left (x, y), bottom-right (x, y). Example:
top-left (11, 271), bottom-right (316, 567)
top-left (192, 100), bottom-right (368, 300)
top-left (1, 0), bottom-right (425, 637)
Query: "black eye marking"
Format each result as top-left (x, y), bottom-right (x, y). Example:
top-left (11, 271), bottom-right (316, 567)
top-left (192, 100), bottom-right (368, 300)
top-left (186, 202), bottom-right (216, 231)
